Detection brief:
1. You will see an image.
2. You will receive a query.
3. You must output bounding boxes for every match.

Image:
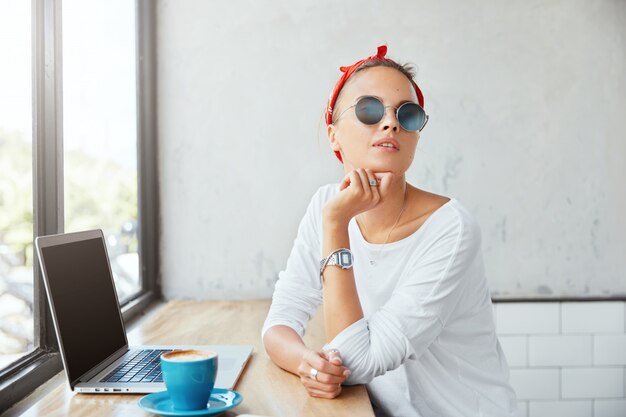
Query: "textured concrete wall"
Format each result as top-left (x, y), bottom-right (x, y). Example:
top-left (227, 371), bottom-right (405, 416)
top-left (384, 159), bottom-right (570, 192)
top-left (157, 0), bottom-right (626, 300)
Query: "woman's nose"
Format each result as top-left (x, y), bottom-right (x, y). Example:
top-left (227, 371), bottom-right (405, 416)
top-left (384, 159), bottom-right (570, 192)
top-left (380, 107), bottom-right (400, 132)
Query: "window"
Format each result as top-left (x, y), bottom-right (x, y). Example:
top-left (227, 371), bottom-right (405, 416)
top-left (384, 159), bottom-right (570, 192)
top-left (63, 0), bottom-right (140, 303)
top-left (0, 0), bottom-right (34, 371)
top-left (0, 0), bottom-right (157, 412)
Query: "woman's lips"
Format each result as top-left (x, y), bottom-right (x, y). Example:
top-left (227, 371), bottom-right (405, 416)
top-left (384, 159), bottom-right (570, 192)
top-left (373, 144), bottom-right (399, 152)
top-left (372, 137), bottom-right (400, 151)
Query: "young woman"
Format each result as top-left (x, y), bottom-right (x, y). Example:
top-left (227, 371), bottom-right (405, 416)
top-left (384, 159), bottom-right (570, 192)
top-left (262, 45), bottom-right (518, 417)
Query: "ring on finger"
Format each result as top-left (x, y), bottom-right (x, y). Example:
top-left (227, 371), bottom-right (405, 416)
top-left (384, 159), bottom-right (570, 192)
top-left (309, 367), bottom-right (319, 381)
top-left (368, 178), bottom-right (378, 187)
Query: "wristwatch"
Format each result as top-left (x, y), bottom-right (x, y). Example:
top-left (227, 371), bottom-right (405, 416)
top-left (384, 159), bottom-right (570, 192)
top-left (320, 248), bottom-right (354, 278)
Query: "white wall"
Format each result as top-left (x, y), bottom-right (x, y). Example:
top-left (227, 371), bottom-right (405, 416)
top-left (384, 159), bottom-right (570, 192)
top-left (156, 0), bottom-right (626, 301)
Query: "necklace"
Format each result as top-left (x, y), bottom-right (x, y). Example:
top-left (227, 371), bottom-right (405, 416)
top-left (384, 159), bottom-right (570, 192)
top-left (356, 182), bottom-right (408, 266)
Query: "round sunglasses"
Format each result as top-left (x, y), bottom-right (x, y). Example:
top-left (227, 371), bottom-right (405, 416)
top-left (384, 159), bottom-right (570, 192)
top-left (335, 95), bottom-right (429, 132)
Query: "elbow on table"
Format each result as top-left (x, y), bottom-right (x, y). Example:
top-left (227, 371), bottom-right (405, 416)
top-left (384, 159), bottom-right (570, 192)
top-left (327, 316), bottom-right (412, 386)
top-left (337, 338), bottom-right (415, 386)
top-left (342, 371), bottom-right (375, 386)
top-left (338, 353), bottom-right (389, 386)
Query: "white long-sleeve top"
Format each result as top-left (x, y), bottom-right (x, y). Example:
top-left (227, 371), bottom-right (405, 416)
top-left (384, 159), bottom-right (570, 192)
top-left (262, 184), bottom-right (519, 417)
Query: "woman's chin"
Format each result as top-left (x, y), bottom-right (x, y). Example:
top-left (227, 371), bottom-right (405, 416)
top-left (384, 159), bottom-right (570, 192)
top-left (343, 155), bottom-right (410, 174)
top-left (366, 159), bottom-right (409, 175)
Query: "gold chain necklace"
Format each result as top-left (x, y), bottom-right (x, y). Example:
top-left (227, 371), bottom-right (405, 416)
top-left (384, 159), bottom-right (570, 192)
top-left (356, 183), bottom-right (408, 266)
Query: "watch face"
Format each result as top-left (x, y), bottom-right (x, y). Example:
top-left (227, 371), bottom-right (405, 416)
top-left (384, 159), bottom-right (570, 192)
top-left (339, 251), bottom-right (352, 266)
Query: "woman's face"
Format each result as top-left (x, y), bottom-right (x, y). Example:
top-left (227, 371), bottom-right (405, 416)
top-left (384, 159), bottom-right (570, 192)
top-left (328, 66), bottom-right (421, 175)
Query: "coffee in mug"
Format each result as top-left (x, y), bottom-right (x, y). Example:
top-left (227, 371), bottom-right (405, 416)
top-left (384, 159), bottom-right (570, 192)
top-left (160, 349), bottom-right (218, 410)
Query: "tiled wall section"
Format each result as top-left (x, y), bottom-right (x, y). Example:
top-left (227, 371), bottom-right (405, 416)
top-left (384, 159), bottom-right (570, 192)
top-left (494, 301), bottom-right (626, 417)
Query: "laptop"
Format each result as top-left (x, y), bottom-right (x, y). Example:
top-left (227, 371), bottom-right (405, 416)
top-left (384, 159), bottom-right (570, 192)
top-left (35, 229), bottom-right (253, 393)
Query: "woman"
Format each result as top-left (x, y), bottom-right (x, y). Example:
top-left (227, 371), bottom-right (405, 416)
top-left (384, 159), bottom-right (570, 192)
top-left (262, 45), bottom-right (518, 417)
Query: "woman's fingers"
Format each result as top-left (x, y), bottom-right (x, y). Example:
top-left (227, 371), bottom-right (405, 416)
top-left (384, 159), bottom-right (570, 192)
top-left (364, 169), bottom-right (381, 204)
top-left (326, 168), bottom-right (389, 222)
top-left (354, 168), bottom-right (372, 199)
top-left (296, 362), bottom-right (345, 384)
top-left (305, 383), bottom-right (342, 399)
top-left (300, 371), bottom-right (343, 398)
top-left (304, 351), bottom-right (347, 378)
top-left (321, 350), bottom-right (349, 383)
top-left (373, 171), bottom-right (395, 199)
top-left (322, 348), bottom-right (342, 366)
top-left (297, 350), bottom-right (347, 400)
top-left (339, 171), bottom-right (352, 191)
top-left (347, 170), bottom-right (363, 195)
top-left (300, 377), bottom-right (343, 392)
top-left (299, 351), bottom-right (350, 387)
top-left (313, 368), bottom-right (346, 384)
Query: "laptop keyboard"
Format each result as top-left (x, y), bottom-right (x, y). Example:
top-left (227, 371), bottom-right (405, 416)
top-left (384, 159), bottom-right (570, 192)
top-left (100, 349), bottom-right (172, 383)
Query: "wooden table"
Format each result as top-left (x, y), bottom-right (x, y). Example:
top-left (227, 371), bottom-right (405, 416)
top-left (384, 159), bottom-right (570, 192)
top-left (16, 300), bottom-right (374, 417)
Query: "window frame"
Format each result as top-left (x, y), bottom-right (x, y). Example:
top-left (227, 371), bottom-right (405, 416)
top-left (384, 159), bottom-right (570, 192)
top-left (0, 0), bottom-right (158, 412)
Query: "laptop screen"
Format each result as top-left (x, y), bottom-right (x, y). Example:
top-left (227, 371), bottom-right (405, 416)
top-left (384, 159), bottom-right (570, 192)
top-left (40, 237), bottom-right (127, 384)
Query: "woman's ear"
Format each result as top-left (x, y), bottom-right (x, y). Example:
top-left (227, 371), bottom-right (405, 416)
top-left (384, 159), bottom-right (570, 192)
top-left (327, 124), bottom-right (341, 151)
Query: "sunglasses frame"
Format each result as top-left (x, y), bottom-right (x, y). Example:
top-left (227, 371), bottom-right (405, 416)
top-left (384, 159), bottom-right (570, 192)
top-left (334, 95), bottom-right (429, 132)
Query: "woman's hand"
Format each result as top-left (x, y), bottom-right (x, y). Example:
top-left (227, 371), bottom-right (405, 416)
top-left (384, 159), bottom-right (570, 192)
top-left (322, 168), bottom-right (394, 226)
top-left (297, 349), bottom-right (350, 399)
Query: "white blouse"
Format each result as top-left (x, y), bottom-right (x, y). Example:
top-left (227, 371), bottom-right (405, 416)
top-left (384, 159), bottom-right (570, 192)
top-left (262, 184), bottom-right (519, 417)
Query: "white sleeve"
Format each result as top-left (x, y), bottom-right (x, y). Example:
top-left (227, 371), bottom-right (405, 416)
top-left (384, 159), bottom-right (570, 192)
top-left (323, 206), bottom-right (481, 385)
top-left (261, 189), bottom-right (325, 340)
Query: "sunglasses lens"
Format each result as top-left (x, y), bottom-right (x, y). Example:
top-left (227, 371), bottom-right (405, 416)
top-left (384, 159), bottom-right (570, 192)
top-left (355, 96), bottom-right (385, 125)
top-left (397, 102), bottom-right (426, 132)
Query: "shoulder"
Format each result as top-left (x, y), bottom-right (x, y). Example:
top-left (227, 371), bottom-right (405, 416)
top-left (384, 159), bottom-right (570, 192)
top-left (404, 197), bottom-right (483, 271)
top-left (419, 195), bottom-right (482, 249)
top-left (306, 183), bottom-right (341, 212)
top-left (448, 198), bottom-right (481, 236)
top-left (297, 184), bottom-right (341, 234)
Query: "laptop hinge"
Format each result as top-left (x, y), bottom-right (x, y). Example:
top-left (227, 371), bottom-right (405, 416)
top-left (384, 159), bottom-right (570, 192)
top-left (78, 345), bottom-right (130, 383)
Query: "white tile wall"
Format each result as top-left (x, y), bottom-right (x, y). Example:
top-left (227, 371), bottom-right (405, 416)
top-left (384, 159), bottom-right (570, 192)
top-left (561, 302), bottom-right (625, 333)
top-left (593, 399), bottom-right (626, 417)
top-left (494, 301), bottom-right (626, 417)
top-left (509, 369), bottom-right (560, 400)
top-left (500, 336), bottom-right (528, 367)
top-left (496, 303), bottom-right (560, 334)
top-left (528, 400), bottom-right (592, 417)
top-left (562, 368), bottom-right (624, 399)
top-left (594, 335), bottom-right (626, 365)
top-left (529, 335), bottom-right (592, 366)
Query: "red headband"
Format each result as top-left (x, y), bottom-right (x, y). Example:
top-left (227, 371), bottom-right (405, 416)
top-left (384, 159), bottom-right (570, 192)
top-left (325, 45), bottom-right (425, 163)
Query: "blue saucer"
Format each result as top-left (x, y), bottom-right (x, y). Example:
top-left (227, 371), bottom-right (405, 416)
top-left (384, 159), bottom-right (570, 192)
top-left (138, 388), bottom-right (243, 416)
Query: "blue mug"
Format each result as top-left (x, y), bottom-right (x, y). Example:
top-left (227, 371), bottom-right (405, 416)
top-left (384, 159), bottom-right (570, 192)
top-left (160, 350), bottom-right (218, 411)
